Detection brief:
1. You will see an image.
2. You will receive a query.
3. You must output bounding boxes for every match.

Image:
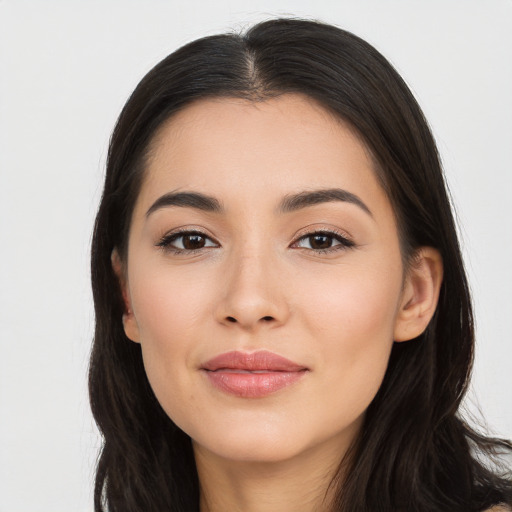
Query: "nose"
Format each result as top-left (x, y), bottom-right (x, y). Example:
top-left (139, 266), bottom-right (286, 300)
top-left (214, 247), bottom-right (290, 331)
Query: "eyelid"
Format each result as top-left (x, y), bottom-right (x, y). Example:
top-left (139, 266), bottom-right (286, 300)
top-left (156, 227), bottom-right (220, 253)
top-left (290, 226), bottom-right (355, 252)
top-left (291, 224), bottom-right (354, 242)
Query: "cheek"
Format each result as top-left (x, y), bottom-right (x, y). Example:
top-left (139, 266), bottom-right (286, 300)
top-left (127, 267), bottom-right (213, 410)
top-left (300, 261), bottom-right (401, 342)
top-left (131, 265), bottom-right (212, 342)
top-left (297, 262), bottom-right (402, 406)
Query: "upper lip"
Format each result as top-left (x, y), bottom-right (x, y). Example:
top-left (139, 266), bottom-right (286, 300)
top-left (201, 350), bottom-right (308, 372)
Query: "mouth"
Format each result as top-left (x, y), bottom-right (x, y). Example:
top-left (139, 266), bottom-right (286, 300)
top-left (201, 350), bottom-right (309, 398)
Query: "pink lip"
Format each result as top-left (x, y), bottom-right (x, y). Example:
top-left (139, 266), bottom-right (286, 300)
top-left (201, 350), bottom-right (308, 398)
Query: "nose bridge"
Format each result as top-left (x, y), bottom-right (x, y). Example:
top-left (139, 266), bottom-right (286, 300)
top-left (216, 237), bottom-right (288, 329)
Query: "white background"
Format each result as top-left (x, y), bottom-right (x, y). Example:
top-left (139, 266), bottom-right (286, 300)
top-left (0, 1), bottom-right (511, 510)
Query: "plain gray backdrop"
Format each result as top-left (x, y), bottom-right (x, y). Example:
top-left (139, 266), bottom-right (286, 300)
top-left (1, 1), bottom-right (511, 510)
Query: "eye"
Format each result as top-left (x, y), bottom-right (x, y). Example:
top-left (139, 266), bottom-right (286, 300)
top-left (156, 230), bottom-right (218, 253)
top-left (292, 230), bottom-right (355, 252)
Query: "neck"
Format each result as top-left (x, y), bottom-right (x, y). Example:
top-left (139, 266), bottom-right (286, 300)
top-left (194, 438), bottom-right (354, 512)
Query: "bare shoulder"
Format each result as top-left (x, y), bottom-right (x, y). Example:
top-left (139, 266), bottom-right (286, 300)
top-left (485, 506), bottom-right (511, 512)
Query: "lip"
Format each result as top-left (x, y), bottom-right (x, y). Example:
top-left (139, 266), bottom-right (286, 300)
top-left (201, 350), bottom-right (308, 398)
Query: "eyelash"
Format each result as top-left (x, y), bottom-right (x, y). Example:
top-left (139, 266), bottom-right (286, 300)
top-left (291, 229), bottom-right (355, 254)
top-left (156, 229), bottom-right (219, 255)
top-left (156, 228), bottom-right (355, 255)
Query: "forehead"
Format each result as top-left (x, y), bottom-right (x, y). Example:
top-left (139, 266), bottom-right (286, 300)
top-left (137, 94), bottom-right (388, 216)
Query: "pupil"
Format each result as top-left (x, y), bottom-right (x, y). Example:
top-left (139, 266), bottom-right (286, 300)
top-left (310, 234), bottom-right (332, 249)
top-left (183, 235), bottom-right (205, 250)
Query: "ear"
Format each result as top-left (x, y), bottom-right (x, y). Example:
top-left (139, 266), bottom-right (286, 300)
top-left (111, 248), bottom-right (141, 343)
top-left (393, 247), bottom-right (443, 342)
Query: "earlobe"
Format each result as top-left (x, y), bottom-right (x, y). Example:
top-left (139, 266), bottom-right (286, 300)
top-left (111, 248), bottom-right (141, 343)
top-left (393, 247), bottom-right (443, 342)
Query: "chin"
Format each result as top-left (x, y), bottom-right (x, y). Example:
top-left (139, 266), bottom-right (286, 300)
top-left (193, 432), bottom-right (308, 464)
top-left (189, 412), bottom-right (355, 466)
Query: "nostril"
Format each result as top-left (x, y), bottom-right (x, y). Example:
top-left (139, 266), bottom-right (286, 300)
top-left (224, 315), bottom-right (275, 324)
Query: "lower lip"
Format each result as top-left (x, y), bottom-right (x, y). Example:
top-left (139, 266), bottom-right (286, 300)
top-left (203, 370), bottom-right (307, 398)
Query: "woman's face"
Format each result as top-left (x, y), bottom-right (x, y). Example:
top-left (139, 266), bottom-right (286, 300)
top-left (120, 94), bottom-right (413, 464)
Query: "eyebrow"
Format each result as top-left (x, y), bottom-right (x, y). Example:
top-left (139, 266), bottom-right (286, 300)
top-left (278, 188), bottom-right (372, 216)
top-left (145, 187), bottom-right (372, 218)
top-left (146, 191), bottom-right (223, 217)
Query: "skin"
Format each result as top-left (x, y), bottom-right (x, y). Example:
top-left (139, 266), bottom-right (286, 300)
top-left (113, 94), bottom-right (443, 512)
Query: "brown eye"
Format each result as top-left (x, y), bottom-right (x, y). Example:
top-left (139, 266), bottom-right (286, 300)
top-left (293, 231), bottom-right (355, 252)
top-left (157, 231), bottom-right (218, 252)
top-left (182, 234), bottom-right (207, 250)
top-left (308, 234), bottom-right (334, 249)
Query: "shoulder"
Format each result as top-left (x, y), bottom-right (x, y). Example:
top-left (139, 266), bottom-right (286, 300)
top-left (485, 506), bottom-right (511, 512)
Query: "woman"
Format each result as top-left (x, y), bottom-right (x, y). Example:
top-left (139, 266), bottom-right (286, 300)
top-left (89, 18), bottom-right (512, 511)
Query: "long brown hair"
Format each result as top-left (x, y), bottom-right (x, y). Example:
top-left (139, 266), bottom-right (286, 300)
top-left (89, 18), bottom-right (512, 511)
